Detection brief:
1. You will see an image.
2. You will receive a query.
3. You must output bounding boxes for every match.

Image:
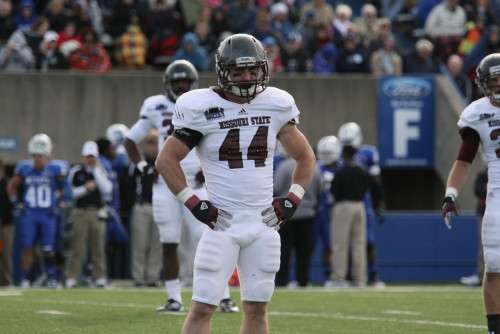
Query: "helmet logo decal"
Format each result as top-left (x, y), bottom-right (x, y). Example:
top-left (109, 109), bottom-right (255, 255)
top-left (490, 65), bottom-right (500, 73)
top-left (236, 57), bottom-right (256, 65)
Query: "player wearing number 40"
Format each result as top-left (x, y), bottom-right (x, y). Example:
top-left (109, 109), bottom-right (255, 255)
top-left (6, 134), bottom-right (68, 289)
top-left (156, 33), bottom-right (316, 334)
top-left (442, 53), bottom-right (500, 334)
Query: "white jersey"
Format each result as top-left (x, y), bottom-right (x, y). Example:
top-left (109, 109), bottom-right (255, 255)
top-left (126, 94), bottom-right (201, 188)
top-left (458, 97), bottom-right (500, 188)
top-left (173, 86), bottom-right (300, 208)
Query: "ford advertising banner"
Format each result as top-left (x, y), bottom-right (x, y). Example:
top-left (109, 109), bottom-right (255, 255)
top-left (378, 76), bottom-right (435, 168)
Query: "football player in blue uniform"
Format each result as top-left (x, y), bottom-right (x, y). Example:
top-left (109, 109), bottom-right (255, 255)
top-left (314, 136), bottom-right (342, 283)
top-left (338, 122), bottom-right (386, 287)
top-left (7, 134), bottom-right (68, 288)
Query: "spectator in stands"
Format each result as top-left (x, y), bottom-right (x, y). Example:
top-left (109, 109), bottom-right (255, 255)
top-left (463, 25), bottom-right (500, 75)
top-left (0, 1), bottom-right (17, 46)
top-left (282, 30), bottom-right (311, 73)
top-left (336, 33), bottom-right (370, 73)
top-left (226, 0), bottom-right (256, 34)
top-left (57, 20), bottom-right (81, 48)
top-left (113, 15), bottom-right (148, 69)
top-left (370, 36), bottom-right (402, 75)
top-left (14, 0), bottom-right (37, 33)
top-left (0, 19), bottom-right (35, 71)
top-left (84, 0), bottom-right (105, 37)
top-left (354, 4), bottom-right (379, 52)
top-left (445, 54), bottom-right (472, 102)
top-left (295, 10), bottom-right (317, 52)
top-left (144, 0), bottom-right (182, 67)
top-left (331, 4), bottom-right (354, 42)
top-left (269, 2), bottom-right (294, 42)
top-left (458, 13), bottom-right (488, 58)
top-left (210, 6), bottom-right (231, 37)
top-left (366, 17), bottom-right (401, 58)
top-left (70, 27), bottom-right (111, 72)
top-left (262, 35), bottom-right (283, 74)
top-left (106, 0), bottom-right (144, 41)
top-left (307, 23), bottom-right (332, 56)
top-left (415, 0), bottom-right (441, 27)
top-left (299, 0), bottom-right (335, 27)
top-left (192, 20), bottom-right (217, 56)
top-left (403, 38), bottom-right (437, 73)
top-left (35, 29), bottom-right (69, 70)
top-left (462, 0), bottom-right (496, 27)
top-left (247, 8), bottom-right (284, 48)
top-left (173, 32), bottom-right (209, 72)
top-left (70, 0), bottom-right (93, 36)
top-left (42, 0), bottom-right (70, 32)
top-left (424, 0), bottom-right (467, 61)
top-left (312, 40), bottom-right (337, 74)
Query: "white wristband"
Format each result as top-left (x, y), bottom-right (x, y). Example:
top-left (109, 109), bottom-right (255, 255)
top-left (445, 187), bottom-right (458, 201)
top-left (176, 187), bottom-right (195, 204)
top-left (289, 184), bottom-right (305, 200)
top-left (136, 160), bottom-right (148, 174)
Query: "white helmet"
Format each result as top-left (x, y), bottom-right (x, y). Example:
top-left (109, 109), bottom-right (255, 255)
top-left (106, 123), bottom-right (129, 147)
top-left (316, 135), bottom-right (342, 165)
top-left (338, 122), bottom-right (362, 149)
top-left (28, 133), bottom-right (53, 156)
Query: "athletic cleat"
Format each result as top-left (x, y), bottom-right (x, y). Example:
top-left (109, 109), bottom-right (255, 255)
top-left (65, 278), bottom-right (77, 289)
top-left (156, 299), bottom-right (184, 312)
top-left (94, 278), bottom-right (108, 288)
top-left (460, 274), bottom-right (481, 286)
top-left (19, 279), bottom-right (30, 289)
top-left (219, 298), bottom-right (240, 313)
top-left (46, 278), bottom-right (61, 289)
top-left (32, 274), bottom-right (47, 288)
top-left (368, 279), bottom-right (386, 288)
top-left (323, 280), bottom-right (349, 289)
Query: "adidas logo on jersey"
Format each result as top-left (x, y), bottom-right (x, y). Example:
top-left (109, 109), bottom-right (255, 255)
top-left (238, 109), bottom-right (248, 115)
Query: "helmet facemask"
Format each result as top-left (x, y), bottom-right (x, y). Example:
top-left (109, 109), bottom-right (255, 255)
top-left (476, 74), bottom-right (500, 103)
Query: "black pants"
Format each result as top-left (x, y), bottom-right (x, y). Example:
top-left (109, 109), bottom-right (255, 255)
top-left (276, 217), bottom-right (313, 287)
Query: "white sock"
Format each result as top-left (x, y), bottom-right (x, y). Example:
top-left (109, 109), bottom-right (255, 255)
top-left (165, 279), bottom-right (182, 304)
top-left (222, 285), bottom-right (231, 300)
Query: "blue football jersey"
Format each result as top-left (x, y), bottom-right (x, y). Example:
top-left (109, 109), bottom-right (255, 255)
top-left (14, 160), bottom-right (66, 211)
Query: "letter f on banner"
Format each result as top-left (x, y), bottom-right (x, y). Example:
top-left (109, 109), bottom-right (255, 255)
top-left (394, 109), bottom-right (421, 157)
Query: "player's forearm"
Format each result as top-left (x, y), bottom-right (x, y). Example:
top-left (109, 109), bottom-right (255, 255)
top-left (156, 136), bottom-right (190, 195)
top-left (123, 137), bottom-right (142, 164)
top-left (445, 160), bottom-right (471, 195)
top-left (291, 148), bottom-right (316, 191)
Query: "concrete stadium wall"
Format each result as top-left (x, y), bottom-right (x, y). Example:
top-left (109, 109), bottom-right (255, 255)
top-left (0, 71), bottom-right (481, 210)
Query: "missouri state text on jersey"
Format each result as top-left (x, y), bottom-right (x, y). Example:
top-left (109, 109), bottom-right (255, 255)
top-left (458, 96), bottom-right (500, 187)
top-left (173, 86), bottom-right (300, 208)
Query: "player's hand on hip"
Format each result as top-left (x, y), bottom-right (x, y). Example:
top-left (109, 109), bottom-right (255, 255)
top-left (442, 196), bottom-right (458, 229)
top-left (262, 192), bottom-right (301, 230)
top-left (178, 188), bottom-right (231, 231)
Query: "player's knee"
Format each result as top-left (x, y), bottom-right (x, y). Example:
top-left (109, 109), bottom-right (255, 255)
top-left (483, 213), bottom-right (500, 272)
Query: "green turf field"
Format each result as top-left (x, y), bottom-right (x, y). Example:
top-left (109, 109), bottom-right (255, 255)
top-left (0, 284), bottom-right (486, 333)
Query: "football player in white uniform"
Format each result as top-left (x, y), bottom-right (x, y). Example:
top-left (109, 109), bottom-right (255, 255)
top-left (156, 34), bottom-right (316, 333)
top-left (124, 60), bottom-right (239, 313)
top-left (442, 53), bottom-right (500, 333)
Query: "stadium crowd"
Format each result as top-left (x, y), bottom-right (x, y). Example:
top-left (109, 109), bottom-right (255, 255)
top-left (0, 0), bottom-right (499, 100)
